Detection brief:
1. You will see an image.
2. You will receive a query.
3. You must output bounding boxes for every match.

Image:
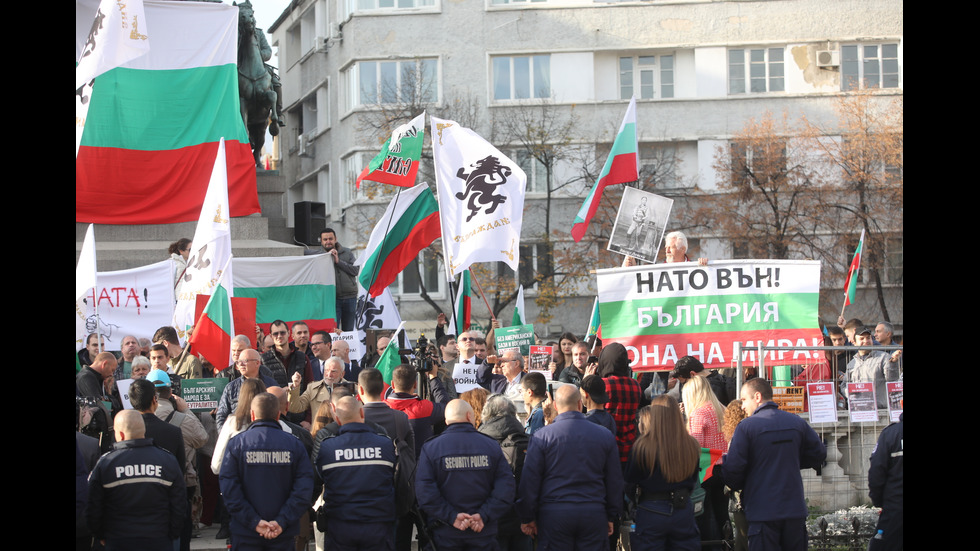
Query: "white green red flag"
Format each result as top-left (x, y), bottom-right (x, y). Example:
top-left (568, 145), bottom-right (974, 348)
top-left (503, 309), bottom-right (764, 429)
top-left (511, 285), bottom-right (526, 326)
top-left (597, 260), bottom-right (823, 370)
top-left (75, 0), bottom-right (259, 224)
top-left (374, 322), bottom-right (406, 384)
top-left (448, 270), bottom-right (471, 335)
top-left (174, 138), bottom-right (234, 338)
top-left (356, 113), bottom-right (425, 189)
top-left (76, 0), bottom-right (150, 157)
top-left (355, 183), bottom-right (441, 297)
top-left (233, 255), bottom-right (337, 334)
top-left (189, 257), bottom-right (234, 370)
top-left (842, 229), bottom-right (865, 307)
top-left (571, 97), bottom-right (638, 242)
top-left (431, 116), bottom-right (526, 277)
top-left (699, 448), bottom-right (725, 483)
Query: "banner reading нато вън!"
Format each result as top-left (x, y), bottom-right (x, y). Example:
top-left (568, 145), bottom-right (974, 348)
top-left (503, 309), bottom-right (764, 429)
top-left (596, 259), bottom-right (823, 371)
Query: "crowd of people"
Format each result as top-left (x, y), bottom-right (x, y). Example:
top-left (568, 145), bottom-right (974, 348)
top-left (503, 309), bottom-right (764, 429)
top-left (75, 231), bottom-right (902, 551)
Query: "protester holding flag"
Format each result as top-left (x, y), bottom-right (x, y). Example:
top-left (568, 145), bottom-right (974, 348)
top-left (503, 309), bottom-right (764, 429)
top-left (626, 396), bottom-right (701, 551)
top-left (682, 376), bottom-right (728, 549)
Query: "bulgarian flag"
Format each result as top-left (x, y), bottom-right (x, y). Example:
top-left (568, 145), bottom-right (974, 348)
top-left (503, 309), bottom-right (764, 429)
top-left (585, 297), bottom-right (600, 339)
top-left (355, 183), bottom-right (441, 297)
top-left (76, 1), bottom-right (259, 225)
top-left (571, 97), bottom-right (638, 242)
top-left (448, 270), bottom-right (471, 335)
top-left (189, 257), bottom-right (234, 369)
top-left (699, 448), bottom-right (725, 483)
top-left (511, 285), bottom-right (526, 326)
top-left (842, 229), bottom-right (865, 307)
top-left (374, 322), bottom-right (407, 384)
top-left (233, 255), bottom-right (338, 334)
top-left (356, 113), bottom-right (426, 189)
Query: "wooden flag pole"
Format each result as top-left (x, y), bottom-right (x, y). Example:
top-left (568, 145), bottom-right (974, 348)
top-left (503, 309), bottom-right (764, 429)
top-left (468, 269), bottom-right (497, 325)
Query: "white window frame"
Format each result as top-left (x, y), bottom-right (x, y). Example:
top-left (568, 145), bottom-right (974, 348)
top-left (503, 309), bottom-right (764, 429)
top-left (492, 55), bottom-right (551, 101)
top-left (841, 43), bottom-right (899, 91)
top-left (619, 54), bottom-right (674, 100)
top-left (344, 0), bottom-right (436, 18)
top-left (346, 58), bottom-right (438, 110)
top-left (389, 249), bottom-right (446, 299)
top-left (728, 47), bottom-right (784, 94)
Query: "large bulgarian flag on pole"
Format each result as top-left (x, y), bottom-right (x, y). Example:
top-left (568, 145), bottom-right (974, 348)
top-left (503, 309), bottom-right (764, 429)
top-left (233, 255), bottom-right (338, 333)
top-left (75, 0), bottom-right (259, 225)
top-left (842, 229), bottom-right (865, 307)
top-left (355, 183), bottom-right (441, 297)
top-left (189, 256), bottom-right (234, 369)
top-left (570, 97), bottom-right (638, 242)
top-left (356, 113), bottom-right (426, 189)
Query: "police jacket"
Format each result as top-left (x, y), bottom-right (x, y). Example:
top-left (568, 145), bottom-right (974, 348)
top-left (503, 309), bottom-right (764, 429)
top-left (87, 438), bottom-right (187, 542)
top-left (721, 401), bottom-right (826, 522)
top-left (517, 411), bottom-right (623, 523)
top-left (416, 423), bottom-right (515, 538)
top-left (869, 413), bottom-right (903, 513)
top-left (219, 420), bottom-right (314, 541)
top-left (315, 422), bottom-right (397, 523)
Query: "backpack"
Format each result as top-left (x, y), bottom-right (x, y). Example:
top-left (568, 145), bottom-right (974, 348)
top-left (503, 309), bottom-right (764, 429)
top-left (499, 431), bottom-right (530, 486)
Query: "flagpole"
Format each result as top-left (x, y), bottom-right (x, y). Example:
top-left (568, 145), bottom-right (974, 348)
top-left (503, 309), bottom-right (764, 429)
top-left (468, 269), bottom-right (497, 326)
top-left (356, 187), bottom-right (404, 331)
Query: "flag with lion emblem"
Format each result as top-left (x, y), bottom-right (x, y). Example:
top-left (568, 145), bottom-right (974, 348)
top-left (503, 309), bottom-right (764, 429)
top-left (431, 116), bottom-right (526, 278)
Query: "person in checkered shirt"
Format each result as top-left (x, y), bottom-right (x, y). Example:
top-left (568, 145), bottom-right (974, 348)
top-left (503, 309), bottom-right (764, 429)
top-left (597, 343), bottom-right (643, 465)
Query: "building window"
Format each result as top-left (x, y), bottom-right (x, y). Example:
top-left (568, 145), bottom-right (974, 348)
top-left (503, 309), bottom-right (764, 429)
top-left (518, 243), bottom-right (551, 288)
top-left (729, 48), bottom-right (784, 94)
top-left (842, 44), bottom-right (899, 91)
top-left (346, 0), bottom-right (434, 15)
top-left (390, 249), bottom-right (444, 297)
top-left (492, 55), bottom-right (550, 100)
top-left (884, 236), bottom-right (903, 284)
top-left (510, 150), bottom-right (549, 193)
top-left (619, 55), bottom-right (673, 100)
top-left (346, 58), bottom-right (437, 109)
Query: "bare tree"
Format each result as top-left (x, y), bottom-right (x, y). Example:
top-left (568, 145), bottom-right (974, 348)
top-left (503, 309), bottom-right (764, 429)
top-left (801, 91), bottom-right (903, 321)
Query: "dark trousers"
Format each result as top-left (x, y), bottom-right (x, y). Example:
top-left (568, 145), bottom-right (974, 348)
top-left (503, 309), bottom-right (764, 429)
top-left (747, 519), bottom-right (806, 551)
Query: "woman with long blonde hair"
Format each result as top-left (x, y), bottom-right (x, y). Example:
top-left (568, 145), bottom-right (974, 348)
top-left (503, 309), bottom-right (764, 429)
top-left (627, 395), bottom-right (701, 551)
top-left (682, 375), bottom-right (728, 549)
top-left (211, 378), bottom-right (268, 474)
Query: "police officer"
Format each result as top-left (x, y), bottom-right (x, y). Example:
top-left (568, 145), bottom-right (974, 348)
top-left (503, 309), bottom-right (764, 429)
top-left (87, 410), bottom-right (187, 551)
top-left (416, 399), bottom-right (515, 551)
top-left (517, 385), bottom-right (624, 551)
top-left (219, 392), bottom-right (313, 551)
top-left (868, 409), bottom-right (903, 550)
top-left (315, 395), bottom-right (398, 550)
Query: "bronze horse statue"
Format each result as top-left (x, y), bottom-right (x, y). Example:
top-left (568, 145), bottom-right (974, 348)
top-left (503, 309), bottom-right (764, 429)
top-left (235, 0), bottom-right (283, 167)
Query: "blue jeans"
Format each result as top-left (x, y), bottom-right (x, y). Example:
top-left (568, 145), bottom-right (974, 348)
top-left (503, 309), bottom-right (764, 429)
top-left (631, 499), bottom-right (700, 551)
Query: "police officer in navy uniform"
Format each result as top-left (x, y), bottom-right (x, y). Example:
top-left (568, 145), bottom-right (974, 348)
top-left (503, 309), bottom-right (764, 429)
top-left (315, 395), bottom-right (398, 550)
top-left (416, 399), bottom-right (516, 551)
top-left (868, 409), bottom-right (903, 550)
top-left (219, 392), bottom-right (314, 551)
top-left (87, 410), bottom-right (187, 551)
top-left (517, 385), bottom-right (624, 551)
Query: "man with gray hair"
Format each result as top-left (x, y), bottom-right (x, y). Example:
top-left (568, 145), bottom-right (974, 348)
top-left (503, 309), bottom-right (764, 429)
top-left (417, 399), bottom-right (515, 551)
top-left (114, 335), bottom-right (142, 380)
top-left (287, 356), bottom-right (353, 423)
top-left (664, 231), bottom-right (708, 265)
top-left (223, 334), bottom-right (276, 381)
top-left (875, 321), bottom-right (903, 372)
